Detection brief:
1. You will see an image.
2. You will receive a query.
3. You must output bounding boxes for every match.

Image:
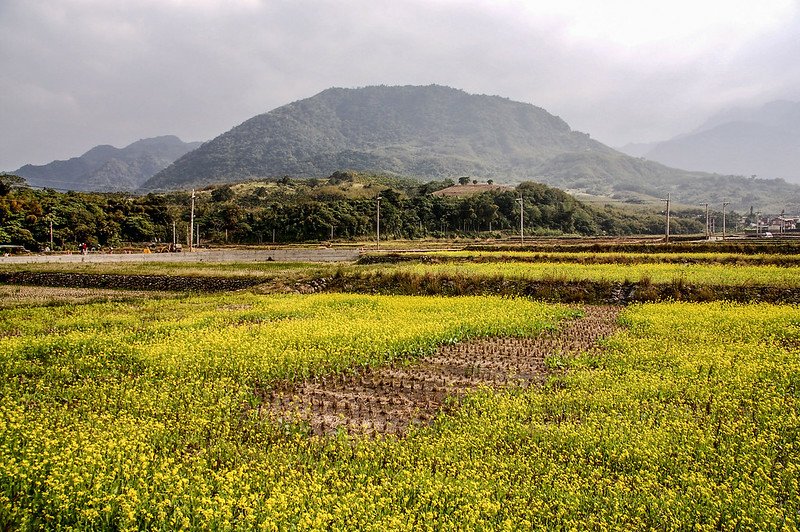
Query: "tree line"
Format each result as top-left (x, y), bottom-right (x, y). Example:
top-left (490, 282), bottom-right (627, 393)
top-left (0, 172), bottom-right (731, 250)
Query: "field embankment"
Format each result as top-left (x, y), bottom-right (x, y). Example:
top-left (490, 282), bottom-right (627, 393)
top-left (324, 269), bottom-right (800, 304)
top-left (0, 271), bottom-right (263, 292)
top-left (4, 241), bottom-right (800, 303)
top-left (5, 259), bottom-right (800, 303)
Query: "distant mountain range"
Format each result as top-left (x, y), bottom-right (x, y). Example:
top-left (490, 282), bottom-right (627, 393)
top-left (619, 100), bottom-right (800, 183)
top-left (14, 136), bottom-right (202, 191)
top-left (141, 86), bottom-right (800, 212)
top-left (12, 87), bottom-right (800, 213)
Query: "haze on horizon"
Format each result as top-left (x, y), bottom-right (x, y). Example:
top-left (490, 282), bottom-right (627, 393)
top-left (1, 0), bottom-right (798, 172)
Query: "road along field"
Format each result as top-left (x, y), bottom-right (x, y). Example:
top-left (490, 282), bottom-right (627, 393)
top-left (0, 248), bottom-right (361, 265)
top-left (1, 289), bottom-right (798, 529)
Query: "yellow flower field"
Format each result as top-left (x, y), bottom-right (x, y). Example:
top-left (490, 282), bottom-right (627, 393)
top-left (1, 296), bottom-right (798, 529)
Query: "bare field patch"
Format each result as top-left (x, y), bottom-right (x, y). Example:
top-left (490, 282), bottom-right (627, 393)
top-left (264, 305), bottom-right (621, 435)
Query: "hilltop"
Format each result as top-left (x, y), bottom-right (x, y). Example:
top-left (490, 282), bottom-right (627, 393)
top-left (143, 85), bottom-right (608, 190)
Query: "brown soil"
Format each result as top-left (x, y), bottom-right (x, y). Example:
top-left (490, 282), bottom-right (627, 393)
top-left (261, 305), bottom-right (622, 436)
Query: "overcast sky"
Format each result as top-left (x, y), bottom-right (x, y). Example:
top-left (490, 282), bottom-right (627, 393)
top-left (2, 0), bottom-right (799, 170)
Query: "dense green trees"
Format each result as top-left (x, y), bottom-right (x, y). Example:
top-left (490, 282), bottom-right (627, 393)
top-left (0, 181), bottom-right (175, 249)
top-left (0, 173), bottom-right (722, 250)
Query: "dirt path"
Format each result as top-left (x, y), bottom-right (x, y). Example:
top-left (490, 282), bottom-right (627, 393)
top-left (262, 305), bottom-right (622, 436)
top-left (0, 248), bottom-right (360, 264)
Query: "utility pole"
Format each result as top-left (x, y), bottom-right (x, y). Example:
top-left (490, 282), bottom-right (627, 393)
top-left (722, 201), bottom-right (730, 240)
top-left (189, 189), bottom-right (196, 252)
top-left (700, 203), bottom-right (709, 240)
top-left (376, 196), bottom-right (382, 249)
top-left (661, 194), bottom-right (671, 242)
top-left (172, 220), bottom-right (177, 246)
top-left (196, 224), bottom-right (200, 248)
top-left (755, 211), bottom-right (761, 236)
top-left (516, 196), bottom-right (524, 244)
top-left (49, 219), bottom-right (53, 250)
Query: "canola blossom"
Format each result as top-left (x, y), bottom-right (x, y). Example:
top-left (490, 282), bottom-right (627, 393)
top-left (372, 261), bottom-right (800, 287)
top-left (0, 293), bottom-right (569, 383)
top-left (0, 293), bottom-right (568, 529)
top-left (1, 297), bottom-right (798, 529)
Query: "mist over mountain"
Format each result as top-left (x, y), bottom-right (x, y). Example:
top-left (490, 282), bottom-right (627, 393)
top-left (15, 136), bottom-right (202, 192)
top-left (621, 100), bottom-right (800, 184)
top-left (616, 141), bottom-right (658, 158)
top-left (142, 86), bottom-right (800, 212)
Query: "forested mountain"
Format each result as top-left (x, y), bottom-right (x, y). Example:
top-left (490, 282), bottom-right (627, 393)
top-left (142, 86), bottom-right (800, 213)
top-left (15, 136), bottom-right (201, 192)
top-left (622, 100), bottom-right (800, 184)
top-left (144, 85), bottom-right (608, 190)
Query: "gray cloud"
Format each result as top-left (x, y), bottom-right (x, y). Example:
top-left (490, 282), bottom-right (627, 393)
top-left (2, 0), bottom-right (798, 170)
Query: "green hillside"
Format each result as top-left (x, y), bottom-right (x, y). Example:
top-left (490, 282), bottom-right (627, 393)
top-left (534, 152), bottom-right (800, 212)
top-left (142, 85), bottom-right (609, 190)
top-left (142, 85), bottom-right (800, 212)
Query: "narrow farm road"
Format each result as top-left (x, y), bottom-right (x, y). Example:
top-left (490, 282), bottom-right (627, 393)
top-left (263, 305), bottom-right (623, 436)
top-left (0, 248), bottom-right (361, 264)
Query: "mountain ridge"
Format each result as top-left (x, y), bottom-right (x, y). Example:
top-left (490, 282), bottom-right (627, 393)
top-left (143, 85), bottom-right (612, 190)
top-left (620, 100), bottom-right (800, 184)
top-left (15, 135), bottom-right (202, 192)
